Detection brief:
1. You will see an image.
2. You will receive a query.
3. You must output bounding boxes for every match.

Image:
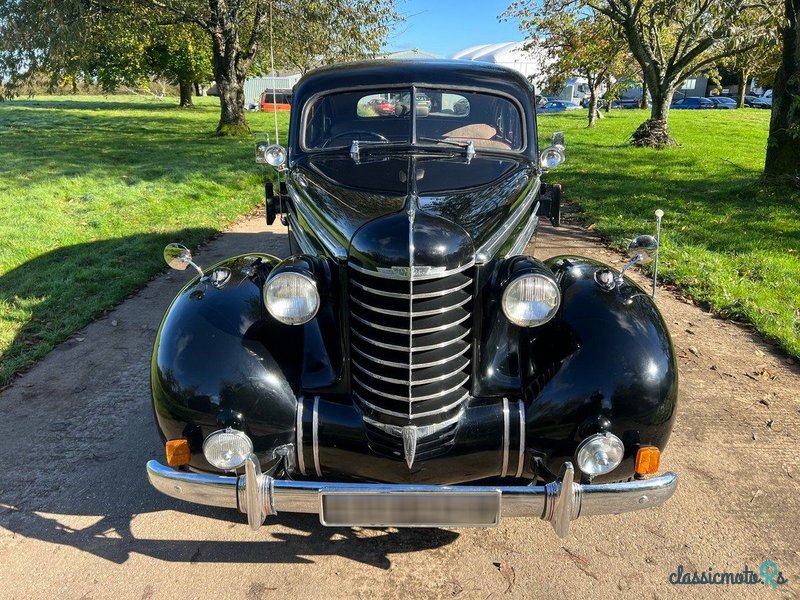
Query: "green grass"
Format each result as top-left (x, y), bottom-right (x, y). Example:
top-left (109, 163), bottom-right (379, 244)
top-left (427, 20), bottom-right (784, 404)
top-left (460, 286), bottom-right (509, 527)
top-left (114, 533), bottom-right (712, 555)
top-left (538, 109), bottom-right (800, 359)
top-left (0, 95), bottom-right (289, 385)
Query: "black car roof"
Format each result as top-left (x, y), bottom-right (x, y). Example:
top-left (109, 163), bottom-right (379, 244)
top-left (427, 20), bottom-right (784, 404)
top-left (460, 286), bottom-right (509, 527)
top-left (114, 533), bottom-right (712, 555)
top-left (293, 59), bottom-right (535, 106)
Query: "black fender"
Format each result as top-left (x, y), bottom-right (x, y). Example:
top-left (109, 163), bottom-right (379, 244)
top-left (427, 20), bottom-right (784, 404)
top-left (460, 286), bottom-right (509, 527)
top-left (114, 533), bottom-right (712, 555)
top-left (523, 256), bottom-right (678, 482)
top-left (151, 254), bottom-right (301, 473)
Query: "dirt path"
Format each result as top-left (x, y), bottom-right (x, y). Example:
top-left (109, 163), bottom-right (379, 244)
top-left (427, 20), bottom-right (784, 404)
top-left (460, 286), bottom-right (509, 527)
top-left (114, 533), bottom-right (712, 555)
top-left (1, 209), bottom-right (798, 599)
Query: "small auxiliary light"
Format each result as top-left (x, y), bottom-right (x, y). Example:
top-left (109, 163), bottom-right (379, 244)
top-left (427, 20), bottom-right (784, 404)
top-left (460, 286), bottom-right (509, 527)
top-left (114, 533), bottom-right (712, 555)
top-left (635, 446), bottom-right (661, 476)
top-left (165, 439), bottom-right (191, 467)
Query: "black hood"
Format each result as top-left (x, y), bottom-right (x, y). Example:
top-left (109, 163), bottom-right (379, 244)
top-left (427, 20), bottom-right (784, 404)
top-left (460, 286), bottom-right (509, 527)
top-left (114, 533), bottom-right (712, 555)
top-left (287, 153), bottom-right (536, 257)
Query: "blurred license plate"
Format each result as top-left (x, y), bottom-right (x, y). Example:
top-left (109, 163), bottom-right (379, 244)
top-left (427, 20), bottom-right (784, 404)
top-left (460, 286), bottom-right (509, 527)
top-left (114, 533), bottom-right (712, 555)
top-left (320, 491), bottom-right (501, 527)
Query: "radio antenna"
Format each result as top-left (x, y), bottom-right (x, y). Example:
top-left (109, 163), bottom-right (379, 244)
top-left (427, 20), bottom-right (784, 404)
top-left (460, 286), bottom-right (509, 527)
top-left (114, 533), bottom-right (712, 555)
top-left (269, 0), bottom-right (279, 145)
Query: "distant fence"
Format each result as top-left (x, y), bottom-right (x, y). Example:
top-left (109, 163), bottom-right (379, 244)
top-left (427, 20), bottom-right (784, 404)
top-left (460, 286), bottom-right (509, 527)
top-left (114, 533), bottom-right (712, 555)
top-left (243, 75), bottom-right (301, 105)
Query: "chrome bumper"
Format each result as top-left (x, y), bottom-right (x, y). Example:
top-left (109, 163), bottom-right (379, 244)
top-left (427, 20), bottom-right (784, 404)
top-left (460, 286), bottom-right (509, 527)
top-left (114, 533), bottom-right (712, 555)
top-left (146, 455), bottom-right (678, 538)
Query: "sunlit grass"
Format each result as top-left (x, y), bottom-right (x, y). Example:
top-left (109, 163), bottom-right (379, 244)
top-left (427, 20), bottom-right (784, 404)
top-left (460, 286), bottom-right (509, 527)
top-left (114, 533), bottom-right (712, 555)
top-left (0, 95), bottom-right (289, 384)
top-left (539, 109), bottom-right (799, 359)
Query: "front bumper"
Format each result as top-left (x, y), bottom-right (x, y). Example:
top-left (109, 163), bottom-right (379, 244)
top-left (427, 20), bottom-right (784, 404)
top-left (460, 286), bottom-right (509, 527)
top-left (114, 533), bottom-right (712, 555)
top-left (146, 455), bottom-right (678, 537)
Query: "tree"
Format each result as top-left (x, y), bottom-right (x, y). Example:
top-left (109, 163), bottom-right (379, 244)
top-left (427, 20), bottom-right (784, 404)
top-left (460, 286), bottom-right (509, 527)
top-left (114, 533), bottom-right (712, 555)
top-left (506, 0), bottom-right (779, 147)
top-left (139, 0), bottom-right (399, 135)
top-left (764, 0), bottom-right (800, 181)
top-left (504, 6), bottom-right (630, 127)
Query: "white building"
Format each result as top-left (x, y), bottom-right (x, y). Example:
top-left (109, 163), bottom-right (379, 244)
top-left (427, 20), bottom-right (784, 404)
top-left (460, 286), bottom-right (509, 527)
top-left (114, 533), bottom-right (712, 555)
top-left (451, 42), bottom-right (546, 84)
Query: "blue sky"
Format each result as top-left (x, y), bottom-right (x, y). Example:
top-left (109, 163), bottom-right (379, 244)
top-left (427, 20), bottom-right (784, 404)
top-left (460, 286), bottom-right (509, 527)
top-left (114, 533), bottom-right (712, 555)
top-left (386, 0), bottom-right (523, 58)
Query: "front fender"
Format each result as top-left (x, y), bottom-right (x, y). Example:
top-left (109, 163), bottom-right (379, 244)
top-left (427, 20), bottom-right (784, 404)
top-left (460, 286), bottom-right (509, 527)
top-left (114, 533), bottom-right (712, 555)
top-left (525, 256), bottom-right (678, 482)
top-left (151, 254), bottom-right (301, 472)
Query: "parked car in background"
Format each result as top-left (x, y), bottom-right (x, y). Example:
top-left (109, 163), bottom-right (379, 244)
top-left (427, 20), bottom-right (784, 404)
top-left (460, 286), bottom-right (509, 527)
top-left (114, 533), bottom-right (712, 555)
top-left (539, 100), bottom-right (582, 113)
top-left (609, 98), bottom-right (640, 109)
top-left (744, 95), bottom-right (771, 109)
top-left (147, 60), bottom-right (678, 538)
top-left (260, 89), bottom-right (292, 112)
top-left (670, 97), bottom-right (715, 110)
top-left (708, 96), bottom-right (737, 109)
top-left (760, 89), bottom-right (773, 107)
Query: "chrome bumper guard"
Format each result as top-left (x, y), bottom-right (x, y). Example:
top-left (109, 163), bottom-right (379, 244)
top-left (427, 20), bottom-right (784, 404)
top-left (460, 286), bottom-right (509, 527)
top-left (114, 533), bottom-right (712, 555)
top-left (146, 455), bottom-right (678, 538)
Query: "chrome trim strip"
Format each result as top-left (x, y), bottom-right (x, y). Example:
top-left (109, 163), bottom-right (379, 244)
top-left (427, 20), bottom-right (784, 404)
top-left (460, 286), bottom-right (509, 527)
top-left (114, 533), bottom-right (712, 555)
top-left (349, 259), bottom-right (475, 281)
top-left (516, 400), bottom-right (526, 478)
top-left (147, 460), bottom-right (679, 537)
top-left (351, 342), bottom-right (470, 369)
top-left (352, 327), bottom-right (471, 352)
top-left (351, 294), bottom-right (471, 317)
top-left (505, 201), bottom-right (540, 258)
top-left (312, 396), bottom-right (322, 477)
top-left (362, 411), bottom-right (462, 438)
top-left (350, 277), bottom-right (472, 299)
top-left (353, 374), bottom-right (470, 403)
top-left (352, 311), bottom-right (471, 335)
top-left (352, 358), bottom-right (468, 386)
top-left (354, 391), bottom-right (468, 419)
top-left (475, 178), bottom-right (541, 264)
top-left (287, 185), bottom-right (348, 259)
top-left (501, 398), bottom-right (510, 477)
top-left (286, 212), bottom-right (317, 256)
top-left (296, 396), bottom-right (306, 476)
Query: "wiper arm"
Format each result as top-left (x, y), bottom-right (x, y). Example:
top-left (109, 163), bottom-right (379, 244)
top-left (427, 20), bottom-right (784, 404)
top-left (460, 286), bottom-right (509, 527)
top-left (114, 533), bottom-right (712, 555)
top-left (416, 137), bottom-right (476, 163)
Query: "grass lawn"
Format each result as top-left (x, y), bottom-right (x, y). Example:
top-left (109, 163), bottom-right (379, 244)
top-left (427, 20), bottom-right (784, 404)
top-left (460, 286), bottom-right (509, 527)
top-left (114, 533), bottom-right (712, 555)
top-left (538, 108), bottom-right (799, 359)
top-left (0, 95), bottom-right (289, 385)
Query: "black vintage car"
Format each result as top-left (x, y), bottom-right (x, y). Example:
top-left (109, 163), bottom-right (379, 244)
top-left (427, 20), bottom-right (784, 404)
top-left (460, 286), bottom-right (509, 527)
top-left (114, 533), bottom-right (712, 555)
top-left (147, 60), bottom-right (678, 537)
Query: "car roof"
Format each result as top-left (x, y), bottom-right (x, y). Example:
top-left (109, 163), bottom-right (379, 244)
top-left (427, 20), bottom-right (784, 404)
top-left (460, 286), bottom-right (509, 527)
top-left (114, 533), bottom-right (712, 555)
top-left (293, 59), bottom-right (535, 106)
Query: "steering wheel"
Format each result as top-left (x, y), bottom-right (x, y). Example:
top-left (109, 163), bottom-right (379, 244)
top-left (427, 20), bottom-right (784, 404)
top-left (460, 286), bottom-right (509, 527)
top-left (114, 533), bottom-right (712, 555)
top-left (322, 131), bottom-right (389, 147)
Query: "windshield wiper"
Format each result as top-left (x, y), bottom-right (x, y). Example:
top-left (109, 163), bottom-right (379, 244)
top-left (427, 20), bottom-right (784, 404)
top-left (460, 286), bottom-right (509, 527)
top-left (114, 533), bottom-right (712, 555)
top-left (416, 137), bottom-right (476, 163)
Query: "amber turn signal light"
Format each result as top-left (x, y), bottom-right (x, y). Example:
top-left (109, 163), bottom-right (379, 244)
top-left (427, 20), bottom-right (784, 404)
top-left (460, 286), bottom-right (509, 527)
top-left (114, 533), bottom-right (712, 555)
top-left (166, 439), bottom-right (191, 467)
top-left (635, 446), bottom-right (661, 475)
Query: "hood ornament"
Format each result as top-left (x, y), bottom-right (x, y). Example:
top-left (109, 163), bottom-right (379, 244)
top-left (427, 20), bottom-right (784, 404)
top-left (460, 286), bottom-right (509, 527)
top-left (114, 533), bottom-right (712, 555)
top-left (402, 426), bottom-right (418, 468)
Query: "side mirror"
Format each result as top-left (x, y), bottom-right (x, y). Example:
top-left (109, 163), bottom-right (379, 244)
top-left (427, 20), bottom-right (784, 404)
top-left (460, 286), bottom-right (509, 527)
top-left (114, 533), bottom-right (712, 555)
top-left (626, 235), bottom-right (659, 265)
top-left (163, 243), bottom-right (204, 277)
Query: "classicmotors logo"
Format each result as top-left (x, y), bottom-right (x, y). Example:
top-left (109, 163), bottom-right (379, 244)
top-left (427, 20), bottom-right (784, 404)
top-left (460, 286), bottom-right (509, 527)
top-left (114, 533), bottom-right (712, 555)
top-left (669, 561), bottom-right (789, 589)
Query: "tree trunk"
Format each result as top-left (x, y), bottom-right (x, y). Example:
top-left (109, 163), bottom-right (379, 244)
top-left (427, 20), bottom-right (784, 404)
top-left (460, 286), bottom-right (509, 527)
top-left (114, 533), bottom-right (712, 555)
top-left (605, 75), bottom-right (612, 113)
top-left (179, 79), bottom-right (193, 108)
top-left (640, 79), bottom-right (649, 109)
top-left (631, 85), bottom-right (676, 148)
top-left (736, 69), bottom-right (748, 108)
top-left (211, 38), bottom-right (250, 136)
top-left (764, 0), bottom-right (800, 181)
top-left (194, 82), bottom-right (201, 96)
top-left (588, 85), bottom-right (600, 127)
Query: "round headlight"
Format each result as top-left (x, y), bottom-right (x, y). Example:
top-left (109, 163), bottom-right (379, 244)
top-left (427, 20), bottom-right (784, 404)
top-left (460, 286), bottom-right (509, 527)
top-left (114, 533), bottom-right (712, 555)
top-left (264, 144), bottom-right (287, 167)
top-left (264, 271), bottom-right (320, 325)
top-left (540, 146), bottom-right (565, 169)
top-left (203, 429), bottom-right (253, 470)
top-left (576, 432), bottom-right (624, 477)
top-left (501, 273), bottom-right (561, 327)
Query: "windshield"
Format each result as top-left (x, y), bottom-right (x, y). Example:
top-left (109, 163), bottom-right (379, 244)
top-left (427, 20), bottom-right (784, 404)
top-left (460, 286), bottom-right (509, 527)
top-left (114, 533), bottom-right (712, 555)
top-left (303, 87), bottom-right (524, 152)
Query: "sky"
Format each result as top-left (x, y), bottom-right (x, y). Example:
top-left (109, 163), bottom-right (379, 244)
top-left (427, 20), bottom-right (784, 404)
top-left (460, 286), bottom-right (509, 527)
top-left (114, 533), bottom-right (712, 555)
top-left (385, 0), bottom-right (524, 58)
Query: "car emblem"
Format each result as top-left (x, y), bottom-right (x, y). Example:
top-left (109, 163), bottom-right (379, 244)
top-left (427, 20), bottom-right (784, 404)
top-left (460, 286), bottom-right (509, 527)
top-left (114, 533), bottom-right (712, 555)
top-left (375, 265), bottom-right (447, 279)
top-left (402, 426), bottom-right (418, 468)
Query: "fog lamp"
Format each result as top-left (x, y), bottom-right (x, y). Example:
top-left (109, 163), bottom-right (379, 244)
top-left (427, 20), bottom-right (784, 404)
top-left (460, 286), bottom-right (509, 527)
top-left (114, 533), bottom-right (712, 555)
top-left (202, 429), bottom-right (253, 470)
top-left (264, 271), bottom-right (320, 325)
top-left (264, 144), bottom-right (287, 167)
top-left (502, 273), bottom-right (561, 327)
top-left (576, 432), bottom-right (624, 477)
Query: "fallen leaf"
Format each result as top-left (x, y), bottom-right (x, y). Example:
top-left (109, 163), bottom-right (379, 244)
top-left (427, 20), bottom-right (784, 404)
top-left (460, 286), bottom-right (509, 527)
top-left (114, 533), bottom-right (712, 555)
top-left (111, 319), bottom-right (118, 327)
top-left (766, 419), bottom-right (774, 429)
top-left (688, 346), bottom-right (700, 356)
top-left (493, 561), bottom-right (516, 593)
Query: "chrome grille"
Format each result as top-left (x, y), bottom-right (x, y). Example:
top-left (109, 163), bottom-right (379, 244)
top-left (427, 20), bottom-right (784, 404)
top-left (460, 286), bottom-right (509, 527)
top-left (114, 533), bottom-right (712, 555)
top-left (348, 265), bottom-right (474, 460)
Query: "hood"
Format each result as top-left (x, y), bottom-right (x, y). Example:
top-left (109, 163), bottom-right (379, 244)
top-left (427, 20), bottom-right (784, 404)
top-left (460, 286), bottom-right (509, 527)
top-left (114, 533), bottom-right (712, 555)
top-left (287, 154), bottom-right (536, 256)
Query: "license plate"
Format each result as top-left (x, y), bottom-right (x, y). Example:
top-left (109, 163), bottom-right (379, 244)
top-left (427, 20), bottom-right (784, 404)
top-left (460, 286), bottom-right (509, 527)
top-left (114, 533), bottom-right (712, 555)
top-left (319, 491), bottom-right (501, 527)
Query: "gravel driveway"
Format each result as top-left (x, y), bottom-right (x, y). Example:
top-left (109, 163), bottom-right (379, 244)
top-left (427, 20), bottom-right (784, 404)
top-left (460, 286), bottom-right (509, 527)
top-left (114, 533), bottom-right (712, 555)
top-left (1, 210), bottom-right (798, 599)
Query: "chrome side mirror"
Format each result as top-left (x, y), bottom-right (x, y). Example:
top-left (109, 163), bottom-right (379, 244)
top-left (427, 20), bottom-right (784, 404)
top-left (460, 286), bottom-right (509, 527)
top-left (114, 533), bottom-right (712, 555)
top-left (627, 235), bottom-right (659, 265)
top-left (164, 243), bottom-right (203, 277)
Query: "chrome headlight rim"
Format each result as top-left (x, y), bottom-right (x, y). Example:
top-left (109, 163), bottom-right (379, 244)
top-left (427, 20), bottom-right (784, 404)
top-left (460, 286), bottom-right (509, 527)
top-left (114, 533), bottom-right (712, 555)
top-left (575, 432), bottom-right (625, 477)
top-left (263, 269), bottom-right (320, 325)
top-left (202, 428), bottom-right (254, 471)
top-left (501, 271), bottom-right (562, 327)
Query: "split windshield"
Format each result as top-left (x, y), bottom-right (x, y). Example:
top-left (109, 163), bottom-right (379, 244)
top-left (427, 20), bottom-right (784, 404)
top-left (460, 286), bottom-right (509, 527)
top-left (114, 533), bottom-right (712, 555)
top-left (304, 87), bottom-right (524, 152)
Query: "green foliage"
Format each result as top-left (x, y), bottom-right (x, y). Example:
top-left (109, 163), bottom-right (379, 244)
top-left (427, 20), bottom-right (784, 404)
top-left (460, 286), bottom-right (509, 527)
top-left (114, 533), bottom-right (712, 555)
top-left (0, 96), bottom-right (290, 384)
top-left (538, 109), bottom-right (799, 358)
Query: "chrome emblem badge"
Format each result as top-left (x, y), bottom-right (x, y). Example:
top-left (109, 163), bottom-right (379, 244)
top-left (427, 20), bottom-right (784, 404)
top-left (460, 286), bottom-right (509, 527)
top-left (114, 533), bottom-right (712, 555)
top-left (402, 426), bottom-right (418, 468)
top-left (375, 265), bottom-right (447, 279)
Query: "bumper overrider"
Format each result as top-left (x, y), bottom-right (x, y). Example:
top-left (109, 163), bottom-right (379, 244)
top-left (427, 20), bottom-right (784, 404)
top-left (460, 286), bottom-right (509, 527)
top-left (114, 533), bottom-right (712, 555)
top-left (146, 456), bottom-right (677, 537)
